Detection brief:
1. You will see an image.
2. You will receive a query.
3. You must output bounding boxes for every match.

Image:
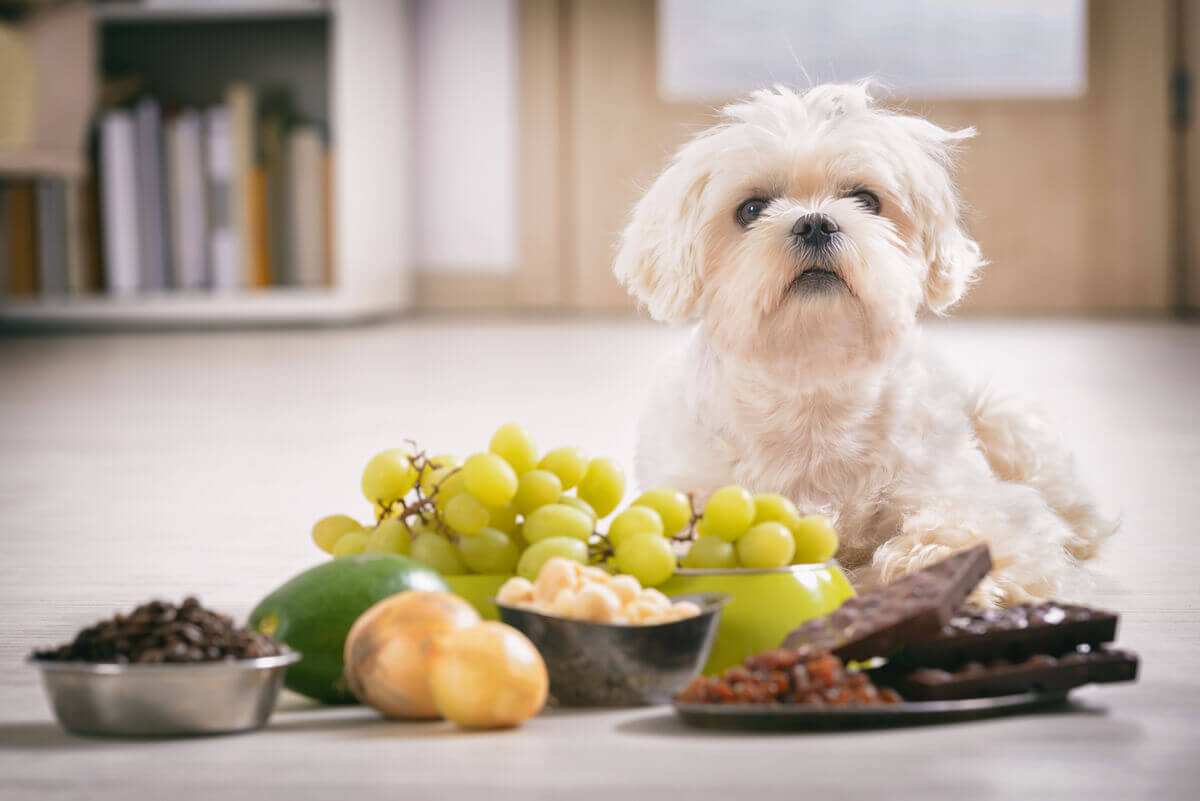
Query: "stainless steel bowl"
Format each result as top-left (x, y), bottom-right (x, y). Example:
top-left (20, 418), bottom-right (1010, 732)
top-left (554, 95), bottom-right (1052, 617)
top-left (30, 651), bottom-right (301, 737)
top-left (495, 592), bottom-right (727, 707)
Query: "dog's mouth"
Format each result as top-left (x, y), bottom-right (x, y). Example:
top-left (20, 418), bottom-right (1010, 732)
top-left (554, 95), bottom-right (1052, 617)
top-left (789, 266), bottom-right (846, 294)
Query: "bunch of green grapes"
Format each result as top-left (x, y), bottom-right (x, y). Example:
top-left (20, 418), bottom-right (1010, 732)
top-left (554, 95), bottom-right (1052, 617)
top-left (595, 485), bottom-right (840, 587)
top-left (311, 424), bottom-right (626, 581)
top-left (311, 425), bottom-right (839, 589)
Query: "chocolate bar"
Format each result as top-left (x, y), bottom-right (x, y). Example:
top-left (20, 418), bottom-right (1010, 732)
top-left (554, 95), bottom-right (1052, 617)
top-left (884, 647), bottom-right (1139, 701)
top-left (894, 602), bottom-right (1119, 669)
top-left (782, 544), bottom-right (993, 662)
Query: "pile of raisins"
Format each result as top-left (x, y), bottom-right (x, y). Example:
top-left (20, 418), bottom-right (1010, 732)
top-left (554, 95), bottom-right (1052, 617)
top-left (675, 647), bottom-right (902, 706)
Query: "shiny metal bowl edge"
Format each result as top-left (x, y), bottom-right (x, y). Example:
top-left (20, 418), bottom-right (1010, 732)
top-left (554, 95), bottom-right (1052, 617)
top-left (495, 592), bottom-right (728, 707)
top-left (29, 651), bottom-right (301, 737)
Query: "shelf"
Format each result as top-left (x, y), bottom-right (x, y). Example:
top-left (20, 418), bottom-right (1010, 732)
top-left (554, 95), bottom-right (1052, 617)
top-left (96, 1), bottom-right (330, 24)
top-left (0, 150), bottom-right (87, 180)
top-left (0, 288), bottom-right (397, 329)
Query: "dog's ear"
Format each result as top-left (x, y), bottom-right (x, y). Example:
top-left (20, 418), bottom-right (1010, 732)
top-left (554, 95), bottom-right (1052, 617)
top-left (924, 216), bottom-right (985, 314)
top-left (613, 157), bottom-right (711, 323)
top-left (900, 118), bottom-right (986, 314)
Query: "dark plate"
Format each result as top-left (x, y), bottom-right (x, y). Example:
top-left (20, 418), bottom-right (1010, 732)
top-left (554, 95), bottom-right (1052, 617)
top-left (672, 690), bottom-right (1071, 731)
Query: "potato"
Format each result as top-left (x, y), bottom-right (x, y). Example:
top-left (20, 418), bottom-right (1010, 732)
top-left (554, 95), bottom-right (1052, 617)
top-left (429, 622), bottom-right (548, 729)
top-left (343, 591), bottom-right (480, 719)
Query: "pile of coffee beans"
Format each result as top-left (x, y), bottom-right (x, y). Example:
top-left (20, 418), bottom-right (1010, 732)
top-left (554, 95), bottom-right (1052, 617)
top-left (32, 597), bottom-right (286, 664)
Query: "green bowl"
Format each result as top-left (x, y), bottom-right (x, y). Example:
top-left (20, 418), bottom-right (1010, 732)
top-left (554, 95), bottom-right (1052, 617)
top-left (444, 574), bottom-right (512, 620)
top-left (658, 562), bottom-right (855, 675)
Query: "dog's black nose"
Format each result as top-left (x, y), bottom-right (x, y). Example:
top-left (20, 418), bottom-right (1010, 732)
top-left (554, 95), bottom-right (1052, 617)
top-left (792, 213), bottom-right (839, 246)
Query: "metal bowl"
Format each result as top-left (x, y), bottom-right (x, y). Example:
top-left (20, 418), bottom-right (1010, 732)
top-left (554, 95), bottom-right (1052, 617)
top-left (29, 651), bottom-right (301, 737)
top-left (495, 592), bottom-right (727, 707)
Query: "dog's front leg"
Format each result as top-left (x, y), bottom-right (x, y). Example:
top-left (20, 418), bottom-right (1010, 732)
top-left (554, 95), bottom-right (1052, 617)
top-left (867, 481), bottom-right (1080, 607)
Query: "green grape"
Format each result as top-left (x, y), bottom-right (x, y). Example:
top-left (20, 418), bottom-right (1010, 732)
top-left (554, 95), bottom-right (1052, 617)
top-left (364, 518), bottom-right (410, 555)
top-left (753, 492), bottom-right (802, 532)
top-left (735, 522), bottom-right (795, 569)
top-left (557, 494), bottom-right (597, 523)
top-left (578, 457), bottom-right (626, 518)
top-left (411, 532), bottom-right (468, 575)
top-left (420, 465), bottom-right (454, 496)
top-left (522, 503), bottom-right (593, 543)
top-left (700, 485), bottom-right (756, 542)
top-left (634, 488), bottom-right (692, 536)
top-left (614, 531), bottom-right (676, 587)
top-left (429, 453), bottom-right (460, 470)
top-left (681, 535), bottom-right (737, 569)
top-left (331, 530), bottom-right (369, 558)
top-left (361, 449), bottom-right (418, 505)
top-left (514, 469), bottom-right (563, 515)
top-left (791, 515), bottom-right (840, 564)
top-left (444, 493), bottom-right (490, 535)
top-left (538, 447), bottom-right (588, 489)
top-left (488, 501), bottom-right (519, 535)
top-left (404, 514), bottom-right (440, 537)
top-left (489, 422), bottom-right (539, 475)
top-left (457, 527), bottom-right (521, 574)
top-left (516, 536), bottom-right (588, 581)
top-left (312, 514), bottom-right (363, 554)
top-left (430, 468), bottom-right (467, 510)
top-left (461, 452), bottom-right (519, 508)
top-left (607, 505), bottom-right (664, 548)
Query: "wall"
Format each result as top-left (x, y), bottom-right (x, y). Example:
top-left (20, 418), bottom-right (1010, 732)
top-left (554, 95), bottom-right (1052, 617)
top-left (412, 0), bottom-right (519, 274)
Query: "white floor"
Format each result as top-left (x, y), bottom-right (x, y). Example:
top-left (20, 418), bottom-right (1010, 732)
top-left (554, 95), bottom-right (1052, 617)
top-left (1, 318), bottom-right (1197, 800)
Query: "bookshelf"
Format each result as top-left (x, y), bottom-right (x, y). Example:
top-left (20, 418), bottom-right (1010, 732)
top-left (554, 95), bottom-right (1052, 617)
top-left (0, 0), bottom-right (412, 328)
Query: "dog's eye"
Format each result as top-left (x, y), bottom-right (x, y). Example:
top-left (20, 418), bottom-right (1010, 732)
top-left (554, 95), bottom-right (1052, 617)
top-left (736, 198), bottom-right (768, 227)
top-left (849, 190), bottom-right (881, 215)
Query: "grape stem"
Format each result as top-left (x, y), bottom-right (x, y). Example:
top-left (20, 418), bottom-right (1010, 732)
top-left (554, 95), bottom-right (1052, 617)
top-left (669, 491), bottom-right (702, 543)
top-left (373, 445), bottom-right (459, 542)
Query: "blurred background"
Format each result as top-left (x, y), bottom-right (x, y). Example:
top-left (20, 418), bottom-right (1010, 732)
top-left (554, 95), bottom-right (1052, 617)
top-left (0, 0), bottom-right (1198, 324)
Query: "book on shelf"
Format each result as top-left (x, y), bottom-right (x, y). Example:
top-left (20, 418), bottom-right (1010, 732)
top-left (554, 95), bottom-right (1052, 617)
top-left (35, 179), bottom-right (66, 296)
top-left (226, 82), bottom-right (265, 289)
top-left (63, 178), bottom-right (88, 294)
top-left (246, 165), bottom-right (272, 288)
top-left (99, 109), bottom-right (141, 296)
top-left (259, 92), bottom-right (290, 286)
top-left (2, 181), bottom-right (38, 297)
top-left (1, 80), bottom-right (333, 303)
top-left (134, 97), bottom-right (170, 291)
top-left (287, 125), bottom-right (327, 287)
top-left (204, 106), bottom-right (239, 292)
top-left (166, 109), bottom-right (209, 290)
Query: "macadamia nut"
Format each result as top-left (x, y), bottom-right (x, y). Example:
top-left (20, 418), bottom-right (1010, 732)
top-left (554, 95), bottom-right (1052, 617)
top-left (504, 558), bottom-right (702, 626)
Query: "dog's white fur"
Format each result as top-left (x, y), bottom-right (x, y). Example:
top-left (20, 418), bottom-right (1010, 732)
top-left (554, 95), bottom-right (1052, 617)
top-left (614, 84), bottom-right (1113, 606)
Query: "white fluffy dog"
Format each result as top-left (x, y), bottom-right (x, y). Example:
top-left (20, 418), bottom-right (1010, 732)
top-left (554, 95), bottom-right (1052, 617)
top-left (614, 83), bottom-right (1113, 606)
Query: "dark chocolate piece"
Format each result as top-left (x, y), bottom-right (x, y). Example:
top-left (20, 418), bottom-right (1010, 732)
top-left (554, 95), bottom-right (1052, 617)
top-left (783, 544), bottom-right (993, 662)
top-left (895, 602), bottom-right (1119, 669)
top-left (887, 646), bottom-right (1139, 701)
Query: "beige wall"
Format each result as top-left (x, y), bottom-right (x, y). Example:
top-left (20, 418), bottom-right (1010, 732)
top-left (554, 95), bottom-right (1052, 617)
top-left (420, 0), bottom-right (1186, 315)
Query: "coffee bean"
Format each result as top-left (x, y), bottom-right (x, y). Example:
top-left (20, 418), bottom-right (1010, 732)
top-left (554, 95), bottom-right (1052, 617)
top-left (31, 598), bottom-right (287, 664)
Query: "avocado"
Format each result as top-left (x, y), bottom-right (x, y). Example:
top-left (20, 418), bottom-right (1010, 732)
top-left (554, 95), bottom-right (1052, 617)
top-left (248, 553), bottom-right (448, 703)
